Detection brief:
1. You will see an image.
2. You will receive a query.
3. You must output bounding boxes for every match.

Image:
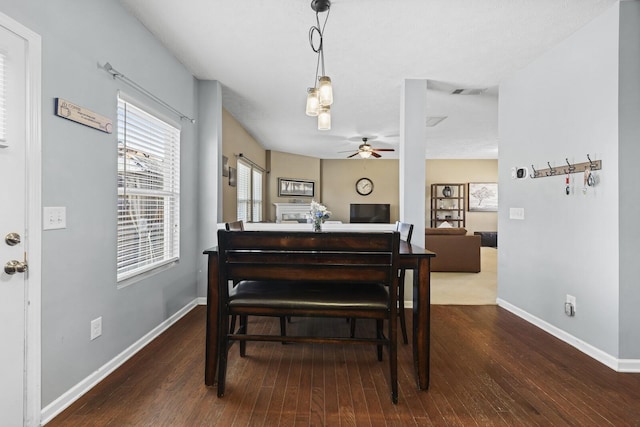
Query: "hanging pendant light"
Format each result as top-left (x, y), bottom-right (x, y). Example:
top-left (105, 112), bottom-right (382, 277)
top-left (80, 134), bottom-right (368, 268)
top-left (318, 106), bottom-right (331, 131)
top-left (305, 87), bottom-right (320, 116)
top-left (318, 76), bottom-right (333, 106)
top-left (305, 0), bottom-right (333, 128)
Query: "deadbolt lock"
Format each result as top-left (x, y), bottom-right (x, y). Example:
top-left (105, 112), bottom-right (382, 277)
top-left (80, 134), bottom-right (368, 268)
top-left (5, 233), bottom-right (21, 246)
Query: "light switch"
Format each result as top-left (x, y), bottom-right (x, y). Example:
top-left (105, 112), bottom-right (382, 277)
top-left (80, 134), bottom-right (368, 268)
top-left (509, 207), bottom-right (525, 220)
top-left (43, 206), bottom-right (67, 230)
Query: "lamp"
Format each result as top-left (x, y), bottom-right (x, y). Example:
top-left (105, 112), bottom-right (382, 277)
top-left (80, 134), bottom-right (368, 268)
top-left (358, 145), bottom-right (372, 158)
top-left (305, 88), bottom-right (320, 117)
top-left (305, 0), bottom-right (333, 130)
top-left (318, 106), bottom-right (331, 131)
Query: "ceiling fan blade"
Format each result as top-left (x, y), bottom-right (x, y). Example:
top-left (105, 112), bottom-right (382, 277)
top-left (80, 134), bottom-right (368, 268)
top-left (372, 148), bottom-right (395, 152)
top-left (346, 152), bottom-right (359, 158)
top-left (371, 152), bottom-right (382, 158)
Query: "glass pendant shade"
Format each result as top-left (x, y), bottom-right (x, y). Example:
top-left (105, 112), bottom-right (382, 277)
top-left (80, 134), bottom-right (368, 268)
top-left (359, 150), bottom-right (372, 159)
top-left (305, 88), bottom-right (320, 116)
top-left (317, 107), bottom-right (331, 130)
top-left (318, 76), bottom-right (333, 106)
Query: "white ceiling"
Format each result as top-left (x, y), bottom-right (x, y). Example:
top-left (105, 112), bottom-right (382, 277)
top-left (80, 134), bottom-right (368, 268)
top-left (119, 0), bottom-right (616, 160)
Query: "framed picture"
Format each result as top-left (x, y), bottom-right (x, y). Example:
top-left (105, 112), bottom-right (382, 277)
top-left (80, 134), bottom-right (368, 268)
top-left (278, 178), bottom-right (315, 197)
top-left (222, 155), bottom-right (229, 177)
top-left (229, 167), bottom-right (236, 187)
top-left (468, 182), bottom-right (498, 211)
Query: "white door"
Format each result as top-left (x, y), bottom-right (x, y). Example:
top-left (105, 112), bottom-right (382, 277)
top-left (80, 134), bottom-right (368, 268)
top-left (0, 16), bottom-right (41, 427)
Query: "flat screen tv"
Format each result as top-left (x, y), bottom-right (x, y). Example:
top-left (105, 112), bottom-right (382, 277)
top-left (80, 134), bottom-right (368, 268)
top-left (349, 203), bottom-right (390, 224)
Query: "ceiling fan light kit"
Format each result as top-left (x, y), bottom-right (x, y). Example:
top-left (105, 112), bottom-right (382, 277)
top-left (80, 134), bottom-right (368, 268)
top-left (305, 0), bottom-right (333, 130)
top-left (359, 149), bottom-right (372, 159)
top-left (344, 137), bottom-right (395, 159)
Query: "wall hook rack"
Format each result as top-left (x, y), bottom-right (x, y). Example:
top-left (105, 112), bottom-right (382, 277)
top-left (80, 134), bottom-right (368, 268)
top-left (546, 162), bottom-right (557, 176)
top-left (531, 155), bottom-right (602, 179)
top-left (564, 158), bottom-right (575, 173)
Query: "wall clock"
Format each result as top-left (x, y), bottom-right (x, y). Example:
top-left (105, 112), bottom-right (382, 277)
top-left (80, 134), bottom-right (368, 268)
top-left (356, 177), bottom-right (374, 196)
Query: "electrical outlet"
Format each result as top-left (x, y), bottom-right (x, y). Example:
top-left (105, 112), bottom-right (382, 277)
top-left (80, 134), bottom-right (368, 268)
top-left (565, 295), bottom-right (576, 317)
top-left (90, 317), bottom-right (102, 340)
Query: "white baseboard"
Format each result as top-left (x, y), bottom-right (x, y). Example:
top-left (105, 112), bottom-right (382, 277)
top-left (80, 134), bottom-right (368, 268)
top-left (497, 298), bottom-right (640, 373)
top-left (41, 298), bottom-right (199, 425)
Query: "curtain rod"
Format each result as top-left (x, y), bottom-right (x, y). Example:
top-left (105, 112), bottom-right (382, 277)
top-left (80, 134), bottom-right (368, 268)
top-left (236, 153), bottom-right (266, 172)
top-left (101, 62), bottom-right (196, 124)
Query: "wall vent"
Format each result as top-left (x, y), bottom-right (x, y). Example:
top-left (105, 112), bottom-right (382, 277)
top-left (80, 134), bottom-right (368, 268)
top-left (426, 116), bottom-right (447, 127)
top-left (450, 88), bottom-right (487, 95)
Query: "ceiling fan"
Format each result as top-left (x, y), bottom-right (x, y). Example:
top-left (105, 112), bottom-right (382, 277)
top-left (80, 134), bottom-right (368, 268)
top-left (342, 137), bottom-right (395, 159)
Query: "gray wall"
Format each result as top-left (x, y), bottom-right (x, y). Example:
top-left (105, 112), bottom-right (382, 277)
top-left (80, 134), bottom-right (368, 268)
top-left (0, 0), bottom-right (200, 406)
top-left (499, 4), bottom-right (621, 356)
top-left (618, 0), bottom-right (640, 358)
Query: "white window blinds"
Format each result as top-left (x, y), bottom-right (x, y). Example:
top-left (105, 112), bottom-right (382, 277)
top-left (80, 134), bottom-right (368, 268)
top-left (117, 95), bottom-right (180, 282)
top-left (252, 168), bottom-right (263, 222)
top-left (236, 159), bottom-right (263, 222)
top-left (236, 161), bottom-right (251, 223)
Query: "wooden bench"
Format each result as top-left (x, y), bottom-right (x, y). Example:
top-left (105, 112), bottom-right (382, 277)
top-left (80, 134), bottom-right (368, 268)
top-left (216, 230), bottom-right (401, 403)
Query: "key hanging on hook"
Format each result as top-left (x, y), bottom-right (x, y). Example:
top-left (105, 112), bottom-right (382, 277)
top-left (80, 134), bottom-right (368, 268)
top-left (565, 172), bottom-right (570, 195)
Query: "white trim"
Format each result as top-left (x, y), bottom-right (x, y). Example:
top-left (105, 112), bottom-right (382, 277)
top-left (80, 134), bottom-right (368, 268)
top-left (40, 299), bottom-right (199, 425)
top-left (197, 296), bottom-right (207, 305)
top-left (0, 11), bottom-right (42, 427)
top-left (497, 298), bottom-right (640, 373)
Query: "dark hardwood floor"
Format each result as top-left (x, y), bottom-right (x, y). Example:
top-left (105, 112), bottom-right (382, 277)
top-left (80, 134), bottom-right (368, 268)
top-left (48, 305), bottom-right (640, 426)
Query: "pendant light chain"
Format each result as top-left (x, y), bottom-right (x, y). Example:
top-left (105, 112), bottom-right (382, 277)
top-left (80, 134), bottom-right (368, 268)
top-left (305, 1), bottom-right (333, 130)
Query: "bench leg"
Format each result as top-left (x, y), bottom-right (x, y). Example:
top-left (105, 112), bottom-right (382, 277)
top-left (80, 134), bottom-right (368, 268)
top-left (376, 319), bottom-right (384, 361)
top-left (399, 271), bottom-right (409, 345)
top-left (239, 315), bottom-right (247, 357)
top-left (280, 316), bottom-right (287, 344)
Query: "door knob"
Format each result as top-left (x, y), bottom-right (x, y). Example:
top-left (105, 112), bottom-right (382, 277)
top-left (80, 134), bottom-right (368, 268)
top-left (5, 233), bottom-right (21, 246)
top-left (4, 260), bottom-right (28, 275)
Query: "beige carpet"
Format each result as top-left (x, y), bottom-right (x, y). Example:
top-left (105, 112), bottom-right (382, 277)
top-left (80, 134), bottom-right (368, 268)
top-left (430, 247), bottom-right (497, 305)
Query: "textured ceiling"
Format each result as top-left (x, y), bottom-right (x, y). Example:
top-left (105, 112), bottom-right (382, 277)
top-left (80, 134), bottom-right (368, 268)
top-left (119, 0), bottom-right (616, 159)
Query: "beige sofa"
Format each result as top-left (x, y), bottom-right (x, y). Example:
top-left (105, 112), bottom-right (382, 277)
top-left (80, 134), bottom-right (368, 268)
top-left (425, 228), bottom-right (481, 272)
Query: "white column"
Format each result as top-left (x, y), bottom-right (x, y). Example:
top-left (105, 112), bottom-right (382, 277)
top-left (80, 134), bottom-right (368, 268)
top-left (197, 80), bottom-right (223, 296)
top-left (400, 79), bottom-right (427, 307)
top-left (399, 79), bottom-right (427, 248)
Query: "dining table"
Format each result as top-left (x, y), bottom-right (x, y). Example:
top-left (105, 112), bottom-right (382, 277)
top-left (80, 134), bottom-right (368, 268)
top-left (203, 237), bottom-right (435, 391)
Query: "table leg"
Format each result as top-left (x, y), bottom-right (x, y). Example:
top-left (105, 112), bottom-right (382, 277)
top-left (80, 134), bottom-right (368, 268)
top-left (205, 254), bottom-right (219, 386)
top-left (413, 257), bottom-right (431, 390)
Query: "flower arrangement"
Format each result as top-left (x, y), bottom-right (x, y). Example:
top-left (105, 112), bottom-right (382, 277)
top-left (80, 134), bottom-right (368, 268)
top-left (308, 200), bottom-right (331, 232)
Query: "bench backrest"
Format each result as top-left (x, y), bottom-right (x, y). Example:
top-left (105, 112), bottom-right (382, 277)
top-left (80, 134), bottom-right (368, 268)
top-left (217, 230), bottom-right (400, 294)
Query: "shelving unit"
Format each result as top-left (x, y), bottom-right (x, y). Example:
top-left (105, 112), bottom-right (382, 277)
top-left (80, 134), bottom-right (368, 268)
top-left (430, 183), bottom-right (466, 228)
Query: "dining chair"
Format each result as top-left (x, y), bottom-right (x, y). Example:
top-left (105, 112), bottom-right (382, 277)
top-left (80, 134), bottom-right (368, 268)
top-left (225, 220), bottom-right (244, 231)
top-left (394, 221), bottom-right (413, 344)
top-left (350, 221), bottom-right (413, 344)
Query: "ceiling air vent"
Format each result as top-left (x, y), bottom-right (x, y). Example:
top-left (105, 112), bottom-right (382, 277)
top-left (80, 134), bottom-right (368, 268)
top-left (450, 88), bottom-right (487, 95)
top-left (426, 116), bottom-right (447, 127)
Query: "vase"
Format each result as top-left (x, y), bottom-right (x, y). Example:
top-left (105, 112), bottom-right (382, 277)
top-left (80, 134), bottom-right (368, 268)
top-left (313, 220), bottom-right (322, 232)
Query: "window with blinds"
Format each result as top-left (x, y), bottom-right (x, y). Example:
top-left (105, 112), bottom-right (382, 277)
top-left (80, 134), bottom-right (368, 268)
top-left (236, 159), bottom-right (263, 222)
top-left (117, 95), bottom-right (180, 282)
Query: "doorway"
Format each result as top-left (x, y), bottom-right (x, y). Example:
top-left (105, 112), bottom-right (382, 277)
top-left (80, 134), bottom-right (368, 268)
top-left (0, 12), bottom-right (42, 427)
